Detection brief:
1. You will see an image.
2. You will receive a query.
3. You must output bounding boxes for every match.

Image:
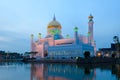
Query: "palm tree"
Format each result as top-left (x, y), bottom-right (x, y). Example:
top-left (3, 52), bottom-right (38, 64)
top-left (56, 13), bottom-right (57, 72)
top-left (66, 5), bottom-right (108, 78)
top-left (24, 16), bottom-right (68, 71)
top-left (113, 36), bottom-right (120, 57)
top-left (113, 36), bottom-right (119, 44)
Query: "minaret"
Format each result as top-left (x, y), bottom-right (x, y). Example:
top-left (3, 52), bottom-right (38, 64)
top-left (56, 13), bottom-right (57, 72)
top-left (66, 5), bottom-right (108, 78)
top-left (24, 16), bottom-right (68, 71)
top-left (74, 27), bottom-right (79, 44)
top-left (88, 14), bottom-right (94, 46)
top-left (31, 34), bottom-right (34, 51)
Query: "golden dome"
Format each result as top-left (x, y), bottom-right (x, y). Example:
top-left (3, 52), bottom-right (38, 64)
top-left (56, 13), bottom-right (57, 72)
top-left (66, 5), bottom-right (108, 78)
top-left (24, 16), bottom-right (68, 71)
top-left (88, 14), bottom-right (93, 19)
top-left (47, 16), bottom-right (61, 29)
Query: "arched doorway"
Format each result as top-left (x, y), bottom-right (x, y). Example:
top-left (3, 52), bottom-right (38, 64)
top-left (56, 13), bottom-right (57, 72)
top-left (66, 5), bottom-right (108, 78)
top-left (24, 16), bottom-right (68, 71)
top-left (44, 50), bottom-right (48, 57)
top-left (84, 51), bottom-right (90, 58)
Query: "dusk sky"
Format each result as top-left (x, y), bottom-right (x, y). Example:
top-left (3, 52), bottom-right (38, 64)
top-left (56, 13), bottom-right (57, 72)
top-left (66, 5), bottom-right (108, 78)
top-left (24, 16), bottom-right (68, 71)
top-left (0, 0), bottom-right (120, 53)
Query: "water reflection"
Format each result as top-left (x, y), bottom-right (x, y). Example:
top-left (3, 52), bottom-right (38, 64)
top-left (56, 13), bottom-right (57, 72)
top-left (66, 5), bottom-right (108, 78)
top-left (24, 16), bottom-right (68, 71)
top-left (30, 63), bottom-right (96, 80)
top-left (0, 62), bottom-right (120, 80)
top-left (112, 64), bottom-right (120, 79)
top-left (0, 62), bottom-right (30, 80)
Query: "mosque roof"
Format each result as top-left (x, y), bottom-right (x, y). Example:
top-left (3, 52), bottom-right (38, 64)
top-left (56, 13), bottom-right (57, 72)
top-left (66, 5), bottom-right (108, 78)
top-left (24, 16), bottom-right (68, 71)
top-left (47, 15), bottom-right (61, 29)
top-left (45, 34), bottom-right (63, 40)
top-left (48, 20), bottom-right (61, 26)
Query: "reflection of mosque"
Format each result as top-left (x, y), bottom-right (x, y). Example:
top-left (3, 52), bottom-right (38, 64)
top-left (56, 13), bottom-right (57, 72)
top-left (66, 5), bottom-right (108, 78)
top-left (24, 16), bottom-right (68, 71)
top-left (30, 63), bottom-right (96, 80)
top-left (30, 64), bottom-right (47, 80)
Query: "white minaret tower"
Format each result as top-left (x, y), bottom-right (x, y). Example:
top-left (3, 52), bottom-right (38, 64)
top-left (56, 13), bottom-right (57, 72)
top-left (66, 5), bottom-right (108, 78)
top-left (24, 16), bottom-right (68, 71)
top-left (31, 34), bottom-right (34, 52)
top-left (88, 14), bottom-right (94, 46)
top-left (74, 27), bottom-right (79, 44)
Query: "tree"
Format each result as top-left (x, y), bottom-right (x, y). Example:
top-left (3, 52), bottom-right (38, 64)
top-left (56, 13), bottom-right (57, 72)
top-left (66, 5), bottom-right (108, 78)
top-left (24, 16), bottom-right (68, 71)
top-left (113, 36), bottom-right (120, 50)
top-left (113, 36), bottom-right (120, 57)
top-left (113, 36), bottom-right (119, 43)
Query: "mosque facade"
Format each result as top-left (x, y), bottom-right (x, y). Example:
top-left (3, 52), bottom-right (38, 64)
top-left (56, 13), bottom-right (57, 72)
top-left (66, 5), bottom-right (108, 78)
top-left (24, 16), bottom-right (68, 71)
top-left (31, 15), bottom-right (95, 59)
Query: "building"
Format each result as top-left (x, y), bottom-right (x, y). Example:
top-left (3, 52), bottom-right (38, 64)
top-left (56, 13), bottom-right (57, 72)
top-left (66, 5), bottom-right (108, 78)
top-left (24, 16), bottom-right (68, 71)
top-left (31, 15), bottom-right (95, 58)
top-left (99, 43), bottom-right (118, 57)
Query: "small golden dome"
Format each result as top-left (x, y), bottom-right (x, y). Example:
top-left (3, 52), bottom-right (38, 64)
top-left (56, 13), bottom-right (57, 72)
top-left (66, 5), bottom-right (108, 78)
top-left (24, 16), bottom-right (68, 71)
top-left (88, 14), bottom-right (93, 19)
top-left (48, 20), bottom-right (61, 28)
top-left (47, 15), bottom-right (62, 29)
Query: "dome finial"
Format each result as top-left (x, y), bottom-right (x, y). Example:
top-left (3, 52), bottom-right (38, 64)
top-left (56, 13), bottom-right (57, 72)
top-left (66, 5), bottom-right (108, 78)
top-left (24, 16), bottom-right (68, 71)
top-left (88, 14), bottom-right (93, 19)
top-left (53, 14), bottom-right (56, 21)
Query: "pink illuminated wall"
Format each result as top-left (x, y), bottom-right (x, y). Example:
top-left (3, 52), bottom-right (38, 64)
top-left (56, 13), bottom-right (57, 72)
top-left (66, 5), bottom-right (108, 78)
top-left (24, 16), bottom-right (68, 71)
top-left (55, 38), bottom-right (74, 45)
top-left (79, 34), bottom-right (88, 44)
top-left (35, 44), bottom-right (44, 57)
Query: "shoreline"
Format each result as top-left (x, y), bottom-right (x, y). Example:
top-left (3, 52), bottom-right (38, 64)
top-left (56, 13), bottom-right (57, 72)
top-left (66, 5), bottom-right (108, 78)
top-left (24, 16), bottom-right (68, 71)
top-left (0, 57), bottom-right (120, 64)
top-left (22, 57), bottom-right (120, 64)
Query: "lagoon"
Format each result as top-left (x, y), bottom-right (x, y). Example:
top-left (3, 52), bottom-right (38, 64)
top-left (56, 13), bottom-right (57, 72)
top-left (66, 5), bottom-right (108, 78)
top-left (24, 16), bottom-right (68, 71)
top-left (0, 62), bottom-right (118, 80)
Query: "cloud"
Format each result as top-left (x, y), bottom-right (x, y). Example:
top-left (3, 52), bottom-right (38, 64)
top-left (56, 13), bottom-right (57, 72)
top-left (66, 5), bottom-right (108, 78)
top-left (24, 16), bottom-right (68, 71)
top-left (0, 36), bottom-right (12, 42)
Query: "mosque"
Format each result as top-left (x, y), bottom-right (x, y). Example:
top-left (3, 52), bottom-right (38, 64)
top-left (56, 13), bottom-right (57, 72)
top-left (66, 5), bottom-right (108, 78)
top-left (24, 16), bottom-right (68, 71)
top-left (31, 15), bottom-right (96, 59)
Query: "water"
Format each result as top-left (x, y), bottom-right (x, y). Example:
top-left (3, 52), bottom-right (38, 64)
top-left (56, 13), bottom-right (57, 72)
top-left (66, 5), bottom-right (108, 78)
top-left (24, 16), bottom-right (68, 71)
top-left (0, 62), bottom-right (119, 80)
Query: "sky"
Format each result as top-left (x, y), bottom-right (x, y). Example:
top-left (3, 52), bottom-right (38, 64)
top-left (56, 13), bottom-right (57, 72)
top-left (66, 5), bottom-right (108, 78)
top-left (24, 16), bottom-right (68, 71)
top-left (0, 0), bottom-right (120, 53)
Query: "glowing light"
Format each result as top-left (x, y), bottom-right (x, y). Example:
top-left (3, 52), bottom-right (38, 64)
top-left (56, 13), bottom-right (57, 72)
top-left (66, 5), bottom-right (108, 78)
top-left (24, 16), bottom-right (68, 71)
top-left (97, 52), bottom-right (101, 57)
top-left (66, 34), bottom-right (70, 38)
top-left (105, 54), bottom-right (109, 57)
top-left (74, 27), bottom-right (78, 32)
top-left (55, 29), bottom-right (60, 34)
top-left (49, 29), bottom-right (61, 35)
top-left (88, 32), bottom-right (91, 36)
